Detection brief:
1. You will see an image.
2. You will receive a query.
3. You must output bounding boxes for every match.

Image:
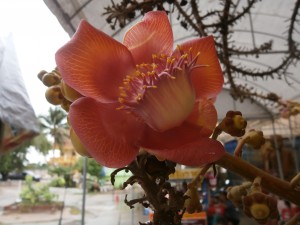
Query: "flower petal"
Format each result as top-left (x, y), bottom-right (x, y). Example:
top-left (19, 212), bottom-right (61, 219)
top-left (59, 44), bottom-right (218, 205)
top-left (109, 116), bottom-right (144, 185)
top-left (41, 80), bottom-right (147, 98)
top-left (139, 121), bottom-right (209, 150)
top-left (56, 20), bottom-right (135, 103)
top-left (174, 36), bottom-right (224, 99)
top-left (147, 139), bottom-right (225, 166)
top-left (186, 99), bottom-right (218, 136)
top-left (123, 11), bottom-right (173, 64)
top-left (69, 97), bottom-right (144, 168)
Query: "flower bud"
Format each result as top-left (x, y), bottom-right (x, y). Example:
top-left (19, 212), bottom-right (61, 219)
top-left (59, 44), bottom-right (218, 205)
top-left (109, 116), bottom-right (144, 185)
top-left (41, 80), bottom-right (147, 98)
top-left (42, 72), bottom-right (61, 87)
top-left (60, 80), bottom-right (82, 102)
top-left (218, 111), bottom-right (247, 137)
top-left (45, 85), bottom-right (64, 105)
top-left (290, 106), bottom-right (300, 116)
top-left (61, 98), bottom-right (71, 112)
top-left (244, 129), bottom-right (265, 149)
top-left (37, 70), bottom-right (48, 81)
top-left (226, 182), bottom-right (251, 207)
top-left (70, 127), bottom-right (91, 157)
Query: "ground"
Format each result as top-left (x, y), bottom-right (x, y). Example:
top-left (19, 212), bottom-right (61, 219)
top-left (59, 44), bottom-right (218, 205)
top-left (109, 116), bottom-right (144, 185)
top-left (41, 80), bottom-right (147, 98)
top-left (0, 180), bottom-right (148, 225)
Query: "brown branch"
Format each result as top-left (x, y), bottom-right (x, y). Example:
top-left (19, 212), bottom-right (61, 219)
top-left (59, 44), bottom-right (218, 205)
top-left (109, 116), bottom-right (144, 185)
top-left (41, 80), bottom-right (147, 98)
top-left (205, 0), bottom-right (258, 28)
top-left (190, 0), bottom-right (207, 36)
top-left (219, 0), bottom-right (239, 93)
top-left (173, 0), bottom-right (205, 37)
top-left (216, 152), bottom-right (300, 205)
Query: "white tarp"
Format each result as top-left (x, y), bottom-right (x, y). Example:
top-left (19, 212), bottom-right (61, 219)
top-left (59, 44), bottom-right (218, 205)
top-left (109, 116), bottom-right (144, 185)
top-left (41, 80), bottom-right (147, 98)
top-left (0, 34), bottom-right (39, 153)
top-left (43, 0), bottom-right (300, 137)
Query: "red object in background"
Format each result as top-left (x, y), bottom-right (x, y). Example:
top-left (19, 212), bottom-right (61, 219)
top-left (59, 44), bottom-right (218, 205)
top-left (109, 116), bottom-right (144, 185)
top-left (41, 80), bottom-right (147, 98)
top-left (207, 203), bottom-right (225, 217)
top-left (281, 207), bottom-right (297, 221)
top-left (206, 172), bottom-right (217, 187)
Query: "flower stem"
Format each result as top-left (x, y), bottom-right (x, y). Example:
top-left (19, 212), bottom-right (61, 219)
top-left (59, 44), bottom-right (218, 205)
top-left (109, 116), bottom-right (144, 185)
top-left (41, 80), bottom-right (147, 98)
top-left (190, 163), bottom-right (211, 186)
top-left (216, 152), bottom-right (300, 205)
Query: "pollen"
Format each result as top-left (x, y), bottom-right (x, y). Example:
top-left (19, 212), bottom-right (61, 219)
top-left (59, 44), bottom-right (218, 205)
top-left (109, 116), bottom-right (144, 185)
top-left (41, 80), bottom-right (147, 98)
top-left (117, 47), bottom-right (204, 110)
top-left (120, 92), bottom-right (128, 97)
top-left (118, 97), bottom-right (125, 103)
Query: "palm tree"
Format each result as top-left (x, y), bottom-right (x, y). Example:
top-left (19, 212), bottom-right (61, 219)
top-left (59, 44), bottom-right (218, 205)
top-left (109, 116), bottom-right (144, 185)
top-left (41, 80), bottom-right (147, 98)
top-left (38, 107), bottom-right (68, 156)
top-left (30, 132), bottom-right (52, 160)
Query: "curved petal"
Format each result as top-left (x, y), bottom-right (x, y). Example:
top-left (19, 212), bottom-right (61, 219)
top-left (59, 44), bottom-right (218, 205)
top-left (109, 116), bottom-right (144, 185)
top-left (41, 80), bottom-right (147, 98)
top-left (173, 36), bottom-right (224, 99)
top-left (123, 11), bottom-right (173, 64)
top-left (147, 139), bottom-right (225, 166)
top-left (56, 20), bottom-right (135, 103)
top-left (69, 97), bottom-right (145, 168)
top-left (186, 99), bottom-right (218, 136)
top-left (139, 121), bottom-right (210, 150)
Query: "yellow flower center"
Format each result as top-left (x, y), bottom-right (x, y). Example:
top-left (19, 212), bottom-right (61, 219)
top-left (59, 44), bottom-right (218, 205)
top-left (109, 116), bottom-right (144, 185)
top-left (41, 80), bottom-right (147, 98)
top-left (118, 48), bottom-right (202, 132)
top-left (250, 203), bottom-right (270, 220)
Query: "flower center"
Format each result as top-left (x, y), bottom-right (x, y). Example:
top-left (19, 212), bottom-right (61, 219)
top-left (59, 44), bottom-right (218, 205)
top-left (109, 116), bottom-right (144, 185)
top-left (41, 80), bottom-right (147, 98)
top-left (250, 203), bottom-right (270, 220)
top-left (118, 48), bottom-right (202, 132)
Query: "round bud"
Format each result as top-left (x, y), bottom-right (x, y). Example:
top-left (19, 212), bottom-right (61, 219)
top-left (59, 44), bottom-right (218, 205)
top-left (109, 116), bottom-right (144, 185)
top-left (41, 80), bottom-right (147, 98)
top-left (60, 80), bottom-right (82, 102)
top-left (244, 130), bottom-right (265, 149)
top-left (37, 70), bottom-right (48, 81)
top-left (70, 127), bottom-right (91, 157)
top-left (42, 72), bottom-right (61, 87)
top-left (45, 85), bottom-right (64, 105)
top-left (61, 98), bottom-right (71, 112)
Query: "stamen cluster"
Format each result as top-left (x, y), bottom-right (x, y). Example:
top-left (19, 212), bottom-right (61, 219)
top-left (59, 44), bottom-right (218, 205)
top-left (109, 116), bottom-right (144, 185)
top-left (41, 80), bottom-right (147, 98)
top-left (118, 48), bottom-right (201, 109)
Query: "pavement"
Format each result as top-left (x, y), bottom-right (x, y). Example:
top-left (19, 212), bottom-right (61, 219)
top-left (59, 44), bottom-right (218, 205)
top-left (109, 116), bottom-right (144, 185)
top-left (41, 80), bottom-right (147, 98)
top-left (0, 181), bottom-right (148, 225)
top-left (0, 181), bottom-right (260, 225)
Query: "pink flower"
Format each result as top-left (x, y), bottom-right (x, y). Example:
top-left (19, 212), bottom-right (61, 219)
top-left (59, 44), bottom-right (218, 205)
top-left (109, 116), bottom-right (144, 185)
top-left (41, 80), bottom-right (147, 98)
top-left (55, 11), bottom-right (225, 168)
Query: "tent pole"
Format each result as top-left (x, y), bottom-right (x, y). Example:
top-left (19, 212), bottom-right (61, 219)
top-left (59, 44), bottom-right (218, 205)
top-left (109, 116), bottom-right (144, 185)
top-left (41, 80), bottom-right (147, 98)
top-left (288, 117), bottom-right (299, 173)
top-left (271, 118), bottom-right (284, 180)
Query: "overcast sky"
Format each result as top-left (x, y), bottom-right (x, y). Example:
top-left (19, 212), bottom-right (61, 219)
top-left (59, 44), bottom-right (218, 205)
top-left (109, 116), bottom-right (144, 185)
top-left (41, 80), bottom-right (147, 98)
top-left (0, 0), bottom-right (69, 116)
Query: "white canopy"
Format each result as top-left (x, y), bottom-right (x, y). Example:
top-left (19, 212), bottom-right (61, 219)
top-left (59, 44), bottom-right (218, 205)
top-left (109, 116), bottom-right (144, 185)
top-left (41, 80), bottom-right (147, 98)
top-left (43, 0), bottom-right (300, 135)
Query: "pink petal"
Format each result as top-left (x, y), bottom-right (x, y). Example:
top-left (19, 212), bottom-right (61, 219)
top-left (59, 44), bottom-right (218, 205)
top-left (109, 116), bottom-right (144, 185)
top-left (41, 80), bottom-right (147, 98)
top-left (139, 121), bottom-right (210, 150)
top-left (56, 20), bottom-right (135, 103)
top-left (147, 139), bottom-right (225, 166)
top-left (69, 97), bottom-right (145, 168)
top-left (173, 36), bottom-right (224, 99)
top-left (123, 11), bottom-right (173, 64)
top-left (186, 99), bottom-right (218, 136)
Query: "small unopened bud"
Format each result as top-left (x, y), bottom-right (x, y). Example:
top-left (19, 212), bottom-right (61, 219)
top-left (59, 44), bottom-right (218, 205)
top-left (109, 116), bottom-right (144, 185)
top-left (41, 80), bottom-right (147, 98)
top-left (42, 72), bottom-right (61, 87)
top-left (61, 80), bottom-right (82, 102)
top-left (291, 106), bottom-right (300, 116)
top-left (61, 98), bottom-right (71, 112)
top-left (234, 130), bottom-right (265, 156)
top-left (244, 129), bottom-right (265, 149)
top-left (218, 111), bottom-right (247, 137)
top-left (45, 85), bottom-right (64, 105)
top-left (226, 182), bottom-right (252, 207)
top-left (70, 127), bottom-right (91, 157)
top-left (37, 70), bottom-right (48, 81)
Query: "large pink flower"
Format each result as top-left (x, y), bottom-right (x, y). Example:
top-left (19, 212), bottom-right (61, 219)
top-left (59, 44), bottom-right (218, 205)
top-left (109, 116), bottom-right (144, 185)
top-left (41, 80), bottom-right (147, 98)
top-left (55, 11), bottom-right (225, 168)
